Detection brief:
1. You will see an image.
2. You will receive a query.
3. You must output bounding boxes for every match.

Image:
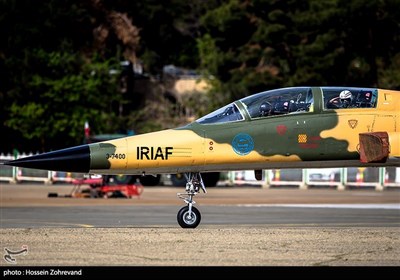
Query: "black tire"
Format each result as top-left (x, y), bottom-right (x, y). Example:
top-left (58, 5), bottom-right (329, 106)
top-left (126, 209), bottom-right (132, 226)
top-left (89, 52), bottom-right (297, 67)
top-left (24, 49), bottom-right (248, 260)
top-left (139, 175), bottom-right (161, 186)
top-left (177, 206), bottom-right (201, 228)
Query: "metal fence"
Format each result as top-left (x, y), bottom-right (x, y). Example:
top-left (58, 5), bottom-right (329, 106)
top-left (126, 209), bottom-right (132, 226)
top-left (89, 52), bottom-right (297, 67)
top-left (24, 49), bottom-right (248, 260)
top-left (1, 153), bottom-right (400, 190)
top-left (224, 167), bottom-right (400, 190)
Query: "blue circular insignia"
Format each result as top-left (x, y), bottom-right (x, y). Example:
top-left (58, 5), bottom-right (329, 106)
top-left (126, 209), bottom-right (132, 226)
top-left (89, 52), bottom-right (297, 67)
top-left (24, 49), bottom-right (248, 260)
top-left (232, 133), bottom-right (254, 156)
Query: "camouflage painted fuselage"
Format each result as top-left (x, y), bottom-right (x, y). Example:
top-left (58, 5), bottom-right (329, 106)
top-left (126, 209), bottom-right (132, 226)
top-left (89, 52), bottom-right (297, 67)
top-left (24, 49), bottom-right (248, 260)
top-left (88, 87), bottom-right (400, 175)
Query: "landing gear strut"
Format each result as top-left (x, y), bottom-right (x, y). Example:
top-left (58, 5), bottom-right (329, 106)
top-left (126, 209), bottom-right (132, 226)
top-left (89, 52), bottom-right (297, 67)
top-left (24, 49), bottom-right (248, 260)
top-left (176, 172), bottom-right (207, 228)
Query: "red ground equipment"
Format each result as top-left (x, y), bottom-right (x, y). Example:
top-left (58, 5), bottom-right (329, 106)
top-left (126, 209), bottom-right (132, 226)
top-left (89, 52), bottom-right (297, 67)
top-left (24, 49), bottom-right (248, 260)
top-left (70, 177), bottom-right (144, 198)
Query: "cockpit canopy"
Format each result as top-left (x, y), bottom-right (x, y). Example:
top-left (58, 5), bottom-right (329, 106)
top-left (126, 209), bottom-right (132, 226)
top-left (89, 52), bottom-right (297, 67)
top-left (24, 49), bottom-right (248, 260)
top-left (196, 86), bottom-right (378, 125)
top-left (196, 87), bottom-right (313, 124)
top-left (195, 103), bottom-right (243, 124)
top-left (241, 87), bottom-right (313, 119)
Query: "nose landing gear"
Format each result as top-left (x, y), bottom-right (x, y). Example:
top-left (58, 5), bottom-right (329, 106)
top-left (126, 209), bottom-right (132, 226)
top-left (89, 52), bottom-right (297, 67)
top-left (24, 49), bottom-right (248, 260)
top-left (176, 172), bottom-right (207, 228)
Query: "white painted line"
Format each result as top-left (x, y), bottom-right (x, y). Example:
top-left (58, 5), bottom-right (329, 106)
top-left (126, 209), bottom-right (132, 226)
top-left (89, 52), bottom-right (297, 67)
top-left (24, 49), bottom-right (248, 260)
top-left (236, 204), bottom-right (400, 209)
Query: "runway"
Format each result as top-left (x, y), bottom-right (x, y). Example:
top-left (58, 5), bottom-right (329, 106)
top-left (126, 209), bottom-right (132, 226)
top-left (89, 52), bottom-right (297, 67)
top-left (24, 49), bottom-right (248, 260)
top-left (2, 204), bottom-right (399, 228)
top-left (1, 183), bottom-right (399, 266)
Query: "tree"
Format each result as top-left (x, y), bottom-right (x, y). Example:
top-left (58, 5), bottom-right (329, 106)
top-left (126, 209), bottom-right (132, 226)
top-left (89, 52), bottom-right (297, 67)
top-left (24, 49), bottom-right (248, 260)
top-left (5, 49), bottom-right (121, 151)
top-left (1, 0), bottom-right (124, 151)
top-left (196, 0), bottom-right (400, 108)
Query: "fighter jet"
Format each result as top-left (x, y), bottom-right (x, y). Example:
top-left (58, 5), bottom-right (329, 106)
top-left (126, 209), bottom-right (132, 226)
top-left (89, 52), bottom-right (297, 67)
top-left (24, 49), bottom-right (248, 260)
top-left (4, 86), bottom-right (400, 228)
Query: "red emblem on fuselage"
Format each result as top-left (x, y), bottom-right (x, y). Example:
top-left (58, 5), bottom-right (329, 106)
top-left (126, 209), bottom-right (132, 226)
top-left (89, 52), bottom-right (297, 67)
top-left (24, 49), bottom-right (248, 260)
top-left (276, 125), bottom-right (287, 135)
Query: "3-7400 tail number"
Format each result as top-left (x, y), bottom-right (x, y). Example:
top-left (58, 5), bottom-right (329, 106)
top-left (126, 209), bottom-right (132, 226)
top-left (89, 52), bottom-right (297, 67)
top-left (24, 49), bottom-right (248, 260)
top-left (106, 153), bottom-right (126, 159)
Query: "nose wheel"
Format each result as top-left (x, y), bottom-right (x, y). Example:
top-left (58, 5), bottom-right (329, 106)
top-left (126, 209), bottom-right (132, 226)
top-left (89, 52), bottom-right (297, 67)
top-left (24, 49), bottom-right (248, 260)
top-left (176, 172), bottom-right (206, 228)
top-left (177, 205), bottom-right (201, 228)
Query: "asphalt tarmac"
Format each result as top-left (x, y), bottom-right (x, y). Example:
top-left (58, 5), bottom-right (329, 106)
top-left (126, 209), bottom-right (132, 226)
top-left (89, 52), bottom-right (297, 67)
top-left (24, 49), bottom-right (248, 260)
top-left (1, 183), bottom-right (399, 267)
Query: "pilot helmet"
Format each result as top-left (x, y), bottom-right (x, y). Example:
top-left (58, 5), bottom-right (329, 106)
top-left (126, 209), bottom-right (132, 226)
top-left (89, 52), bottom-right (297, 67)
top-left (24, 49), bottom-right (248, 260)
top-left (339, 90), bottom-right (352, 106)
top-left (259, 102), bottom-right (272, 116)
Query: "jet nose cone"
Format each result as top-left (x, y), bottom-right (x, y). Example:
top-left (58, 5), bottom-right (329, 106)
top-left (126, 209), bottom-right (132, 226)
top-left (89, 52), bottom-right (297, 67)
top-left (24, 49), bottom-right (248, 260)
top-left (4, 145), bottom-right (91, 173)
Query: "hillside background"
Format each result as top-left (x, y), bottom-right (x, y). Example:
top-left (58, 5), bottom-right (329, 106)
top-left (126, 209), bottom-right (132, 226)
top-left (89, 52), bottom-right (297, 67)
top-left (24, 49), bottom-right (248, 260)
top-left (1, 0), bottom-right (399, 153)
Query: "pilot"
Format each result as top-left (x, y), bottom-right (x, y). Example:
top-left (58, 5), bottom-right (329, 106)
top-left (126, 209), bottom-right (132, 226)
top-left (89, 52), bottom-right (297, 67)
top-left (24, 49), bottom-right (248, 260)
top-left (339, 90), bottom-right (353, 107)
top-left (356, 91), bottom-right (373, 107)
top-left (259, 101), bottom-right (272, 117)
top-left (328, 90), bottom-right (353, 108)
